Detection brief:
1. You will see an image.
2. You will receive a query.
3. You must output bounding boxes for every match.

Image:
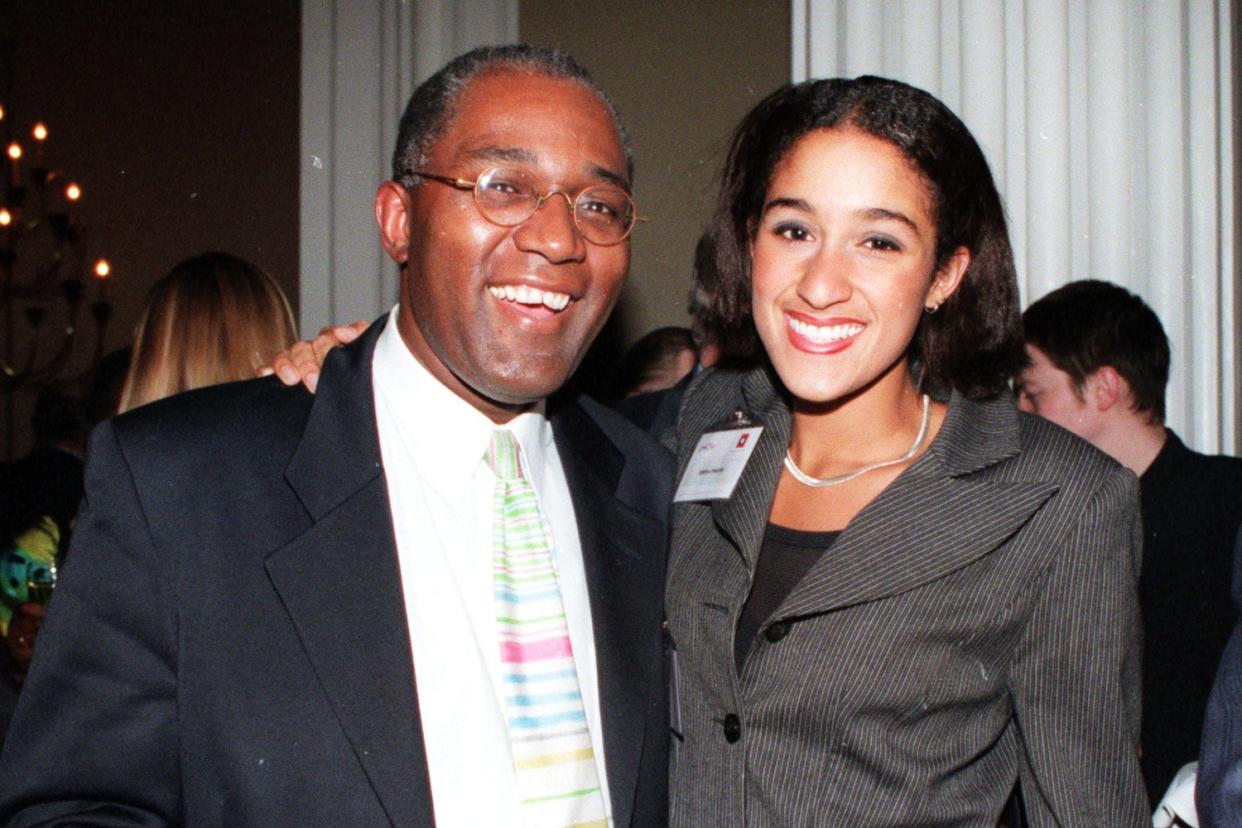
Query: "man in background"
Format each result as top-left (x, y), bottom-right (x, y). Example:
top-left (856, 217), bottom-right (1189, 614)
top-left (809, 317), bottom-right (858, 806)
top-left (1017, 279), bottom-right (1242, 801)
top-left (615, 233), bottom-right (727, 437)
top-left (616, 326), bottom-right (697, 401)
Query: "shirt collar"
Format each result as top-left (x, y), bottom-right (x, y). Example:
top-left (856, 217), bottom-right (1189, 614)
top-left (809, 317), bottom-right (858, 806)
top-left (372, 308), bottom-right (554, 493)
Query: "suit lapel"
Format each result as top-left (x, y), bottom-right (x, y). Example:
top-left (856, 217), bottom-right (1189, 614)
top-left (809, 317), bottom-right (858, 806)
top-left (778, 469), bottom-right (1057, 617)
top-left (266, 320), bottom-right (436, 827)
top-left (553, 401), bottom-right (665, 828)
top-left (780, 392), bottom-right (1058, 617)
top-left (709, 368), bottom-right (792, 572)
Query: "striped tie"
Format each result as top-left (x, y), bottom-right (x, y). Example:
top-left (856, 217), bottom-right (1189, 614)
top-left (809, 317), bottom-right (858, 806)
top-left (488, 430), bottom-right (609, 828)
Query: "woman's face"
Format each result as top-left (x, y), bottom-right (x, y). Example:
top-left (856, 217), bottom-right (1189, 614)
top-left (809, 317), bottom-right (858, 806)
top-left (750, 127), bottom-right (968, 405)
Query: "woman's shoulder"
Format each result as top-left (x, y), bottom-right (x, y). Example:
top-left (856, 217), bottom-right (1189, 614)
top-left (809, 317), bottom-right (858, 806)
top-left (676, 364), bottom-right (777, 441)
top-left (1019, 406), bottom-right (1127, 481)
top-left (958, 394), bottom-right (1132, 497)
top-left (940, 392), bottom-right (1128, 489)
top-left (681, 363), bottom-right (743, 409)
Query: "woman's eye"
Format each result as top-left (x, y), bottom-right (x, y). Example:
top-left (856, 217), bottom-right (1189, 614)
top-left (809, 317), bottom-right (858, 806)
top-left (862, 235), bottom-right (902, 252)
top-left (774, 223), bottom-right (812, 242)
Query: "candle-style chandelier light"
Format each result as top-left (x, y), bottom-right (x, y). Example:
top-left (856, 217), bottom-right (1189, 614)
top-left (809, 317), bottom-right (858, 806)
top-left (1, 103), bottom-right (113, 458)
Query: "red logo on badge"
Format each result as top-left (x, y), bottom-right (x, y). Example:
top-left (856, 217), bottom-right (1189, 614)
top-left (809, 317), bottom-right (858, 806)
top-left (736, 433), bottom-right (750, 448)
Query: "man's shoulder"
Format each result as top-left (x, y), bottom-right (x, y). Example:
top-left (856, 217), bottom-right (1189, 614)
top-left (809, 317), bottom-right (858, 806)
top-left (111, 376), bottom-right (314, 463)
top-left (100, 378), bottom-right (320, 504)
top-left (550, 392), bottom-right (676, 519)
top-left (1145, 430), bottom-right (1242, 501)
top-left (555, 393), bottom-right (673, 471)
top-left (1169, 432), bottom-right (1242, 476)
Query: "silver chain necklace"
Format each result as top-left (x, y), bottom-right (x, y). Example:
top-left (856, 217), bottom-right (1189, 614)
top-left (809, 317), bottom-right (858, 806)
top-left (784, 394), bottom-right (931, 488)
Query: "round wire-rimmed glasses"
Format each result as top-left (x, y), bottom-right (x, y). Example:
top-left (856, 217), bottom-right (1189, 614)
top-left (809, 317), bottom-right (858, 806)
top-left (402, 166), bottom-right (647, 246)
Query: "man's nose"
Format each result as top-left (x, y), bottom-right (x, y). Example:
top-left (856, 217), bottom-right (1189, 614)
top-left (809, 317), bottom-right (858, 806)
top-left (513, 192), bottom-right (587, 263)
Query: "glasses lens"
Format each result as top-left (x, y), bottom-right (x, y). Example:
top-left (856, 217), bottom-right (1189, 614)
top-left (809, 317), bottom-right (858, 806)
top-left (471, 168), bottom-right (637, 244)
top-left (474, 168), bottom-right (537, 225)
top-left (574, 185), bottom-right (635, 245)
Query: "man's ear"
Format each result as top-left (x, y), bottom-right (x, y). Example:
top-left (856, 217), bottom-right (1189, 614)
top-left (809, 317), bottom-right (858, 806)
top-left (1087, 365), bottom-right (1124, 412)
top-left (375, 181), bottom-right (412, 265)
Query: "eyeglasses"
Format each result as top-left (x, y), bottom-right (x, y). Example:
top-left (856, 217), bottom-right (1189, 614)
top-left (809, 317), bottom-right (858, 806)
top-left (402, 167), bottom-right (647, 246)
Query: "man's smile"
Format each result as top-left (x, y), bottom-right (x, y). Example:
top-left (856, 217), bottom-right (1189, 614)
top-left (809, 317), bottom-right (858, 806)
top-left (487, 283), bottom-right (573, 311)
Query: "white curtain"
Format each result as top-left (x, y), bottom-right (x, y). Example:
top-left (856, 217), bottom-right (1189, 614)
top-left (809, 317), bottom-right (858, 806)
top-left (792, 0), bottom-right (1235, 453)
top-left (300, 0), bottom-right (518, 335)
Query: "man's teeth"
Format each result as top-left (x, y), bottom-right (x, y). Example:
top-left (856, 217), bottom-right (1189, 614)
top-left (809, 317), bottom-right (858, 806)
top-left (488, 285), bottom-right (570, 311)
top-left (788, 317), bottom-right (864, 343)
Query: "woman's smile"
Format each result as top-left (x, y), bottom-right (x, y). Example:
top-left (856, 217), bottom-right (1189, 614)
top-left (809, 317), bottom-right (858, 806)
top-left (784, 311), bottom-right (864, 354)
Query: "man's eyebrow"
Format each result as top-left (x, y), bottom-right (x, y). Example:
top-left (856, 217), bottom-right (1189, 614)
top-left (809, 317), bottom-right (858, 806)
top-left (590, 164), bottom-right (631, 192)
top-left (465, 146), bottom-right (538, 165)
top-left (464, 146), bottom-right (631, 192)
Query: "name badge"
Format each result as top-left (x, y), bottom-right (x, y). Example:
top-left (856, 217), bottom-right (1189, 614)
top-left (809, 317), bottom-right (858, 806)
top-left (673, 416), bottom-right (764, 502)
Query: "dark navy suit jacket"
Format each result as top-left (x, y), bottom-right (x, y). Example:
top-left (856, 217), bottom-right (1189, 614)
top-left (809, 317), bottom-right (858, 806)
top-left (1197, 527), bottom-right (1242, 826)
top-left (0, 319), bottom-right (673, 826)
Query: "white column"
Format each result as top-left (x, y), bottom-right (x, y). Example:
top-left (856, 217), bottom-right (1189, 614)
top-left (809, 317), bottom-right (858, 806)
top-left (791, 0), bottom-right (1236, 452)
top-left (300, 0), bottom-right (517, 335)
top-left (1022, 0), bottom-right (1072, 301)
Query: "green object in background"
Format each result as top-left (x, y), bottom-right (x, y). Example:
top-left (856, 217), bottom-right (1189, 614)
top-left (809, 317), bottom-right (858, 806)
top-left (0, 516), bottom-right (61, 635)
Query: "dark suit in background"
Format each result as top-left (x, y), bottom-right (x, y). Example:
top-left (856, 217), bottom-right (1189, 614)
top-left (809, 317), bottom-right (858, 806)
top-left (0, 323), bottom-right (673, 826)
top-left (615, 370), bottom-right (692, 439)
top-left (1140, 430), bottom-right (1242, 799)
top-left (666, 365), bottom-right (1147, 826)
top-left (1198, 528), bottom-right (1242, 826)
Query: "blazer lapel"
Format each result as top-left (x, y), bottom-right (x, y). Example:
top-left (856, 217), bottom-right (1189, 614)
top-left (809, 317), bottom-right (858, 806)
top-left (266, 320), bottom-right (435, 827)
top-left (553, 401), bottom-right (666, 828)
top-left (780, 393), bottom-right (1059, 618)
top-left (709, 367), bottom-right (793, 572)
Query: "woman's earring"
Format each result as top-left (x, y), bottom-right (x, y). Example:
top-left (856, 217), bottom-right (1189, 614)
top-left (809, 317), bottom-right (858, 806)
top-left (924, 303), bottom-right (940, 314)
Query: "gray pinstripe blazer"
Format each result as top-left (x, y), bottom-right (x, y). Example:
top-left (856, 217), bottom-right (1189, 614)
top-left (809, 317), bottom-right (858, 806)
top-left (666, 365), bottom-right (1148, 827)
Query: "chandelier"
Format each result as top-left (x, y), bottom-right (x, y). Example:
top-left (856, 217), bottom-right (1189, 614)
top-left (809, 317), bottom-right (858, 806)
top-left (0, 103), bottom-right (112, 458)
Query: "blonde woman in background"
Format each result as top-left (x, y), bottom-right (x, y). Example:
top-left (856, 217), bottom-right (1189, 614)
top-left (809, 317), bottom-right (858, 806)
top-left (119, 252), bottom-right (297, 412)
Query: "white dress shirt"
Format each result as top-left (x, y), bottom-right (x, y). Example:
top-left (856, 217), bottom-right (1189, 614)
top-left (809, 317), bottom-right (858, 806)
top-left (371, 310), bottom-right (611, 827)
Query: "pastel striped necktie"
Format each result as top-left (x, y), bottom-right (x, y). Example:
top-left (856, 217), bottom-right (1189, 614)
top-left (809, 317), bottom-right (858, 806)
top-left (487, 430), bottom-right (609, 828)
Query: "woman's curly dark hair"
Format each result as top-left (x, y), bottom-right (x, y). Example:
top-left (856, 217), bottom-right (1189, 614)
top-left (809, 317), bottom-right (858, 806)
top-left (701, 75), bottom-right (1023, 400)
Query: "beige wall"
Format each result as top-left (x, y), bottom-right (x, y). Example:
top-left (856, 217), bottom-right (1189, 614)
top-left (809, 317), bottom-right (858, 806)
top-left (520, 1), bottom-right (790, 349)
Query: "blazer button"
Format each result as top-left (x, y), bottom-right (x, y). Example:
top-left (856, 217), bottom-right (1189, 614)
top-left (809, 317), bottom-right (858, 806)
top-left (765, 621), bottom-right (790, 642)
top-left (723, 713), bottom-right (742, 743)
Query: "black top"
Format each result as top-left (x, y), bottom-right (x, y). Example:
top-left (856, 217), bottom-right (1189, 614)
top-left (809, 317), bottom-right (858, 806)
top-left (735, 523), bottom-right (840, 673)
top-left (1139, 430), bottom-right (1242, 800)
